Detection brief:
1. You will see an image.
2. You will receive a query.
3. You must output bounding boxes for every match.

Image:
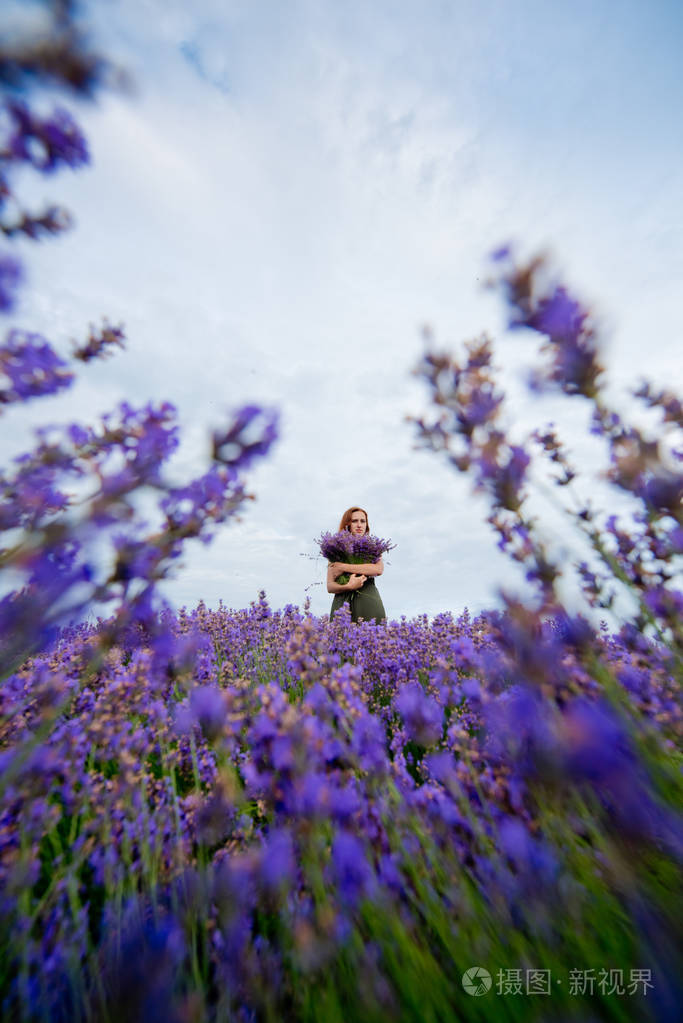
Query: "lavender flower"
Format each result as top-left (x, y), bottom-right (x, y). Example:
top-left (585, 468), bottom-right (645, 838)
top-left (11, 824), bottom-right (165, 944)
top-left (330, 831), bottom-right (375, 905)
top-left (0, 329), bottom-right (74, 404)
top-left (212, 405), bottom-right (279, 470)
top-left (0, 251), bottom-right (22, 312)
top-left (315, 530), bottom-right (396, 584)
top-left (72, 322), bottom-right (126, 362)
top-left (395, 682), bottom-right (443, 747)
top-left (5, 100), bottom-right (89, 173)
top-left (315, 530), bottom-right (355, 561)
top-left (491, 249), bottom-right (604, 398)
top-left (260, 829), bottom-right (296, 890)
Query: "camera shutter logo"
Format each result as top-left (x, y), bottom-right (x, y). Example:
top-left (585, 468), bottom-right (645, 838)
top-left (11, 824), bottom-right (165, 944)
top-left (462, 967), bottom-right (492, 996)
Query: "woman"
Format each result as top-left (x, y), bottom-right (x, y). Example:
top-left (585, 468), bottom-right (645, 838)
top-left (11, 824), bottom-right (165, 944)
top-left (328, 506), bottom-right (386, 624)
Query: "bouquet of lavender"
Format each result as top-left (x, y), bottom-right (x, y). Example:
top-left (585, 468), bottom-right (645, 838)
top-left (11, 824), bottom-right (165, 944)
top-left (316, 530), bottom-right (396, 584)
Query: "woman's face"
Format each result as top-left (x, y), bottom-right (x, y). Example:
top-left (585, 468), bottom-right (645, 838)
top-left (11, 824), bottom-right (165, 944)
top-left (349, 510), bottom-right (367, 535)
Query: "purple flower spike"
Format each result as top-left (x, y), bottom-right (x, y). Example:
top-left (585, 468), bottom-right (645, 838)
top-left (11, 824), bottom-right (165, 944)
top-left (102, 911), bottom-right (185, 1023)
top-left (500, 258), bottom-right (603, 397)
top-left (396, 682), bottom-right (443, 747)
top-left (0, 329), bottom-right (74, 403)
top-left (461, 678), bottom-right (481, 702)
top-left (490, 244), bottom-right (512, 262)
top-left (331, 831), bottom-right (374, 905)
top-left (528, 286), bottom-right (586, 343)
top-left (561, 699), bottom-right (633, 784)
top-left (643, 585), bottom-right (683, 622)
top-left (212, 405), bottom-right (279, 471)
top-left (6, 100), bottom-right (89, 173)
top-left (73, 322), bottom-right (126, 362)
top-left (458, 384), bottom-right (503, 433)
top-left (0, 252), bottom-right (23, 312)
top-left (499, 817), bottom-right (558, 884)
top-left (261, 829), bottom-right (296, 890)
top-left (189, 685), bottom-right (227, 742)
top-left (316, 530), bottom-right (355, 561)
top-left (499, 817), bottom-right (531, 862)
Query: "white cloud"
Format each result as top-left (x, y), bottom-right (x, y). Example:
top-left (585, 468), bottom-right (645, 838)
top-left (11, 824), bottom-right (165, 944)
top-left (5, 0), bottom-right (682, 621)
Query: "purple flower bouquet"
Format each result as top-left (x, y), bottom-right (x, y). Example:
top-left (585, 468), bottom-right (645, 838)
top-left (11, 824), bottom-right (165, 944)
top-left (316, 530), bottom-right (396, 584)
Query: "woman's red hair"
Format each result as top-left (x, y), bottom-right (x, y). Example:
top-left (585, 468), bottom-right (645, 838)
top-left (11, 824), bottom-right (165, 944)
top-left (338, 507), bottom-right (370, 534)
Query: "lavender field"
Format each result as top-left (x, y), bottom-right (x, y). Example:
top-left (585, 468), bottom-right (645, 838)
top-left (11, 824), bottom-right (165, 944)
top-left (2, 594), bottom-right (681, 1020)
top-left (2, 5), bottom-right (682, 1021)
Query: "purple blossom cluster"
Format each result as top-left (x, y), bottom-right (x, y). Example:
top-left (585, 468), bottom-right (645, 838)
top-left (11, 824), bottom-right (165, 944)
top-left (0, 252), bottom-right (21, 312)
top-left (316, 528), bottom-right (355, 560)
top-left (0, 387), bottom-right (278, 679)
top-left (2, 99), bottom-right (89, 174)
top-left (0, 328), bottom-right (74, 403)
top-left (316, 530), bottom-right (396, 583)
top-left (413, 250), bottom-right (683, 647)
top-left (0, 17), bottom-right (279, 682)
top-left (0, 3), bottom-right (112, 313)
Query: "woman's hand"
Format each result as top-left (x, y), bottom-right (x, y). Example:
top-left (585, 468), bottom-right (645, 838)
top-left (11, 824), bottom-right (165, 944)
top-left (326, 565), bottom-right (367, 594)
top-left (346, 573), bottom-right (367, 590)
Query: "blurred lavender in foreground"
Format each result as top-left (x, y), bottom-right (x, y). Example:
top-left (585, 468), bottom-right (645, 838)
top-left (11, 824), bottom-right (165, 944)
top-left (0, 4), bottom-right (279, 676)
top-left (413, 247), bottom-right (682, 650)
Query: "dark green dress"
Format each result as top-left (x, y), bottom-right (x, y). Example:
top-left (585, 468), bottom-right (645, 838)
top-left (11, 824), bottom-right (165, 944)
top-left (330, 577), bottom-right (386, 624)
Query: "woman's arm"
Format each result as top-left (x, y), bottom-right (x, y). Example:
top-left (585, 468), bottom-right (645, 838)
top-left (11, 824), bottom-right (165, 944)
top-left (327, 564), bottom-right (368, 594)
top-left (330, 558), bottom-right (384, 578)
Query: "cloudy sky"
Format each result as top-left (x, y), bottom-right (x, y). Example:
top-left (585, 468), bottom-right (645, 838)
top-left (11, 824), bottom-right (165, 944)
top-left (6, 0), bottom-right (683, 619)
